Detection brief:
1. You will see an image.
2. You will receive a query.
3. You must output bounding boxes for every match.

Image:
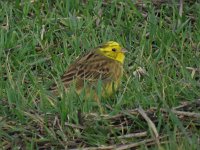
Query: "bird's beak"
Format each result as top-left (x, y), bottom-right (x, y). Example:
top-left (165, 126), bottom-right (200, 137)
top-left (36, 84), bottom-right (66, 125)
top-left (121, 48), bottom-right (128, 53)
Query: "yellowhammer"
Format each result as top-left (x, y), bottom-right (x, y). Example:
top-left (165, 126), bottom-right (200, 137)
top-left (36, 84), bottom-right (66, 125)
top-left (49, 41), bottom-right (127, 100)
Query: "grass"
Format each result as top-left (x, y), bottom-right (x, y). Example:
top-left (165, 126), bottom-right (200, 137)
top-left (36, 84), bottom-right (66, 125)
top-left (0, 0), bottom-right (200, 149)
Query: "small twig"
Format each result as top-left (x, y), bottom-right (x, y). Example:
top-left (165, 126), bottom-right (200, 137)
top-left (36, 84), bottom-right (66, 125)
top-left (116, 137), bottom-right (166, 150)
top-left (84, 109), bottom-right (139, 121)
top-left (40, 25), bottom-right (45, 40)
top-left (69, 134), bottom-right (171, 150)
top-left (186, 67), bottom-right (200, 73)
top-left (186, 67), bottom-right (200, 78)
top-left (177, 0), bottom-right (183, 27)
top-left (179, 0), bottom-right (183, 18)
top-left (70, 145), bottom-right (114, 150)
top-left (116, 138), bottom-right (156, 150)
top-left (137, 107), bottom-right (160, 147)
top-left (111, 131), bottom-right (147, 139)
top-left (173, 101), bottom-right (190, 110)
top-left (64, 122), bottom-right (85, 130)
top-left (168, 110), bottom-right (200, 118)
top-left (85, 99), bottom-right (200, 122)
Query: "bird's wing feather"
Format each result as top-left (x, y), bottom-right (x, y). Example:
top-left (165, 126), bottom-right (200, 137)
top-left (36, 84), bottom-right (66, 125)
top-left (50, 51), bottom-right (114, 91)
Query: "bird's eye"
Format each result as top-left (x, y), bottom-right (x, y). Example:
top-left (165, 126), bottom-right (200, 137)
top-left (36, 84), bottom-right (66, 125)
top-left (112, 48), bottom-right (116, 52)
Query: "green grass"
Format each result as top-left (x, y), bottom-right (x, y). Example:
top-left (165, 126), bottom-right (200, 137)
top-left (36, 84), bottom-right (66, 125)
top-left (0, 0), bottom-right (200, 149)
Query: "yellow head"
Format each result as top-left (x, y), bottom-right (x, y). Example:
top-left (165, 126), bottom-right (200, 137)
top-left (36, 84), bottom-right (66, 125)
top-left (96, 41), bottom-right (127, 64)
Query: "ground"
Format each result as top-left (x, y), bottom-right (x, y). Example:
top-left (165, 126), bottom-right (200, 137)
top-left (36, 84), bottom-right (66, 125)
top-left (0, 0), bottom-right (200, 149)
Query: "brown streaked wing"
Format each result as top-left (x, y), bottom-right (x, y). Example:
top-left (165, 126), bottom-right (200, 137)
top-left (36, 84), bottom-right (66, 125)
top-left (49, 51), bottom-right (114, 91)
top-left (62, 54), bottom-right (113, 84)
top-left (49, 51), bottom-right (95, 90)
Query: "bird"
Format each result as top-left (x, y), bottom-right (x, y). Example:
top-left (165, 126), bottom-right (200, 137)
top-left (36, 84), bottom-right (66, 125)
top-left (49, 41), bottom-right (127, 100)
